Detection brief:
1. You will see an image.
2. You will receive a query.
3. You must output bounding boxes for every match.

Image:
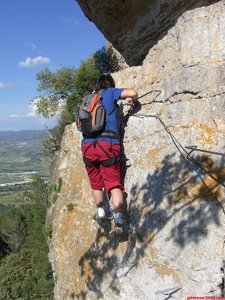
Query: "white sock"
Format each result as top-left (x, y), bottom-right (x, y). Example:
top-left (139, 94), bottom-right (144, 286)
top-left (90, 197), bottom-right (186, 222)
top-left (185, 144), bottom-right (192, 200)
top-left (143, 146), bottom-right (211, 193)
top-left (97, 207), bottom-right (106, 219)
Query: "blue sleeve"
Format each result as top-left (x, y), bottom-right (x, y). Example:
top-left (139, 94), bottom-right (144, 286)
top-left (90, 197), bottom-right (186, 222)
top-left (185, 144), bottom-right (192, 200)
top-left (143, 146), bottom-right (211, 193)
top-left (112, 88), bottom-right (124, 102)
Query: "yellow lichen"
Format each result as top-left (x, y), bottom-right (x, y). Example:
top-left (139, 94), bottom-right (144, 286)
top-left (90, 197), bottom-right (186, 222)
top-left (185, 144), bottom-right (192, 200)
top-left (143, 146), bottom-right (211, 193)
top-left (146, 147), bottom-right (165, 168)
top-left (195, 122), bottom-right (217, 148)
top-left (188, 166), bottom-right (225, 204)
top-left (143, 245), bottom-right (180, 281)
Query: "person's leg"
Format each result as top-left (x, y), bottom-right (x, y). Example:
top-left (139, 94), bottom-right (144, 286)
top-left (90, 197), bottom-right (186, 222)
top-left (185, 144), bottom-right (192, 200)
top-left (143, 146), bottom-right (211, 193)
top-left (101, 174), bottom-right (126, 220)
top-left (92, 189), bottom-right (104, 206)
top-left (110, 187), bottom-right (124, 213)
top-left (110, 187), bottom-right (127, 221)
top-left (99, 144), bottom-right (127, 227)
top-left (110, 187), bottom-right (128, 233)
top-left (82, 161), bottom-right (104, 205)
top-left (81, 143), bottom-right (106, 220)
top-left (92, 189), bottom-right (106, 219)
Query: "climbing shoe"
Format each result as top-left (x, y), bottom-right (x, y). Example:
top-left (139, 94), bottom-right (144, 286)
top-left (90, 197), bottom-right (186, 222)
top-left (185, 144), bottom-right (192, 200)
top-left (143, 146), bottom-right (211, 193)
top-left (115, 219), bottom-right (124, 236)
top-left (113, 211), bottom-right (129, 239)
top-left (115, 219), bottom-right (129, 237)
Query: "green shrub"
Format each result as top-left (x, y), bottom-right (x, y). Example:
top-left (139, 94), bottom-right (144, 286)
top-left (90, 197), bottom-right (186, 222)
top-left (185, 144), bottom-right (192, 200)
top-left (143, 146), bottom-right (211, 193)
top-left (0, 207), bottom-right (28, 254)
top-left (42, 121), bottom-right (66, 157)
top-left (0, 248), bottom-right (53, 300)
top-left (0, 176), bottom-right (54, 299)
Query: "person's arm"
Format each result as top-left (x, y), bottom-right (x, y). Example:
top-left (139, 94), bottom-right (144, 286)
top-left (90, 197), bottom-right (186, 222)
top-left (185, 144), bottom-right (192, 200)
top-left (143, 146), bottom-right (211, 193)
top-left (120, 88), bottom-right (138, 106)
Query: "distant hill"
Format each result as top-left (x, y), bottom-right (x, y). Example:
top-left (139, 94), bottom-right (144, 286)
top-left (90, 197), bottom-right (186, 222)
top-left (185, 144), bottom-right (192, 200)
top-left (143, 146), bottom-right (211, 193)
top-left (0, 130), bottom-right (47, 141)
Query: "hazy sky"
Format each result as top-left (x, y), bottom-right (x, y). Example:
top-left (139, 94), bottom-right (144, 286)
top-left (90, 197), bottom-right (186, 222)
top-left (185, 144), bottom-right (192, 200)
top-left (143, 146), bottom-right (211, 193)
top-left (0, 0), bottom-right (105, 131)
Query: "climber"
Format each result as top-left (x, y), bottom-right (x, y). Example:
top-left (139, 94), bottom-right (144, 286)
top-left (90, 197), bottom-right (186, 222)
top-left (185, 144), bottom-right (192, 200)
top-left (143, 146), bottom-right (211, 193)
top-left (80, 73), bottom-right (138, 236)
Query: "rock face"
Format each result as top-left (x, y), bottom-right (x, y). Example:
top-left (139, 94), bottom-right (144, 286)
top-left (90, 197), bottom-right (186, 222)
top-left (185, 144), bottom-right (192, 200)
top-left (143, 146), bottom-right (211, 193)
top-left (76, 0), bottom-right (221, 66)
top-left (48, 1), bottom-right (225, 299)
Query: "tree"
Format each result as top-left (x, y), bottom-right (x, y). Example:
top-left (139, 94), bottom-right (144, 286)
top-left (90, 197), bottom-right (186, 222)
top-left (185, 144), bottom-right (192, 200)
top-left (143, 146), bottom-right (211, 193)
top-left (36, 67), bottom-right (76, 96)
top-left (23, 175), bottom-right (49, 208)
top-left (0, 249), bottom-right (54, 299)
top-left (33, 67), bottom-right (77, 118)
top-left (0, 175), bottom-right (54, 299)
top-left (0, 207), bottom-right (28, 254)
top-left (73, 56), bottom-right (100, 97)
top-left (93, 45), bottom-right (121, 74)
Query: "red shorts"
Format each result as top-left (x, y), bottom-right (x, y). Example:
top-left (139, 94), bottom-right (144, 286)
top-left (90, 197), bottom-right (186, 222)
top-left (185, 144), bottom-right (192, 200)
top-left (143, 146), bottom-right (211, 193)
top-left (81, 141), bottom-right (124, 193)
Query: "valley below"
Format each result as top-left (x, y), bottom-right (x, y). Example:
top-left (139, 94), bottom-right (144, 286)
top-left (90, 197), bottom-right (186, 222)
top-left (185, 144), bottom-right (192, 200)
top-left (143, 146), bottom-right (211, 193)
top-left (0, 130), bottom-right (49, 207)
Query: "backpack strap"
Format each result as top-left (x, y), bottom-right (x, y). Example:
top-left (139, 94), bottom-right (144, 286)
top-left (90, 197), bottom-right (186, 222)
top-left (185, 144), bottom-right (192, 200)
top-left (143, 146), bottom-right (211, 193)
top-left (82, 130), bottom-right (118, 139)
top-left (99, 130), bottom-right (118, 139)
top-left (95, 88), bottom-right (116, 117)
top-left (83, 155), bottom-right (121, 167)
top-left (94, 89), bottom-right (105, 95)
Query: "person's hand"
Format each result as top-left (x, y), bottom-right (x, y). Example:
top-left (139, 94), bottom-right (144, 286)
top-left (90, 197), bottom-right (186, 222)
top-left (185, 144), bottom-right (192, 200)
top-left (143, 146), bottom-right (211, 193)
top-left (127, 99), bottom-right (136, 107)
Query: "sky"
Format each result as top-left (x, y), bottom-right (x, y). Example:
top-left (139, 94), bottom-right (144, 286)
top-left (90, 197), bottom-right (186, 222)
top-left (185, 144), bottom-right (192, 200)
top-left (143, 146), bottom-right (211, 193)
top-left (0, 0), bottom-right (105, 131)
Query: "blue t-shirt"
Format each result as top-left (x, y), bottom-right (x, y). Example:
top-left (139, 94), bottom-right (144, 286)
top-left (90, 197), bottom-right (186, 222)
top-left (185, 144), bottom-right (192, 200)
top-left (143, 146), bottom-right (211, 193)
top-left (82, 87), bottom-right (124, 144)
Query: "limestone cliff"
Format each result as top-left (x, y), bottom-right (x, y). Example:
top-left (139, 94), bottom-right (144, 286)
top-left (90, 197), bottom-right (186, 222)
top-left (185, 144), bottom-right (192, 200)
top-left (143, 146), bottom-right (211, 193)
top-left (48, 1), bottom-right (225, 299)
top-left (76, 0), bottom-right (221, 66)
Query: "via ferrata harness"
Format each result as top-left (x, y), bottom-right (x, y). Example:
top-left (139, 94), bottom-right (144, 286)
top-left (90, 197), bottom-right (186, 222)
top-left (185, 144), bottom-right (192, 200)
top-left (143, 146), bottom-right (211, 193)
top-left (83, 138), bottom-right (121, 167)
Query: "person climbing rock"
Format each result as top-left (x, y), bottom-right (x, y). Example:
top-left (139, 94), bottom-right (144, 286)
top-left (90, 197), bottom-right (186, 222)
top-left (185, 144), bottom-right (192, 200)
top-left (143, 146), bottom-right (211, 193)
top-left (79, 73), bottom-right (138, 236)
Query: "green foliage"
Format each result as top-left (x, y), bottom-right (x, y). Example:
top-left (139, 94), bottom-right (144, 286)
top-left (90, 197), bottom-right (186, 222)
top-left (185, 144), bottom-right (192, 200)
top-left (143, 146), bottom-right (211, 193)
top-left (0, 248), bottom-right (53, 300)
top-left (65, 56), bottom-right (100, 123)
top-left (48, 177), bottom-right (63, 205)
top-left (0, 249), bottom-right (34, 300)
top-left (0, 206), bottom-right (28, 254)
top-left (23, 175), bottom-right (49, 208)
top-left (73, 56), bottom-right (100, 97)
top-left (34, 67), bottom-right (77, 118)
top-left (65, 92), bottom-right (81, 123)
top-left (42, 125), bottom-right (64, 156)
top-left (36, 67), bottom-right (76, 96)
top-left (93, 45), bottom-right (121, 74)
top-left (42, 109), bottom-right (72, 157)
top-left (0, 176), bottom-right (54, 299)
top-left (44, 225), bottom-right (53, 239)
top-left (35, 96), bottom-right (59, 118)
top-left (56, 177), bottom-right (63, 193)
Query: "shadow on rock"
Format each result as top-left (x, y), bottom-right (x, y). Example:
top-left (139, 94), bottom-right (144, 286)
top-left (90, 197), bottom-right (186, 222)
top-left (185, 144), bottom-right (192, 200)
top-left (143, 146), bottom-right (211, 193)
top-left (75, 152), bottom-right (225, 299)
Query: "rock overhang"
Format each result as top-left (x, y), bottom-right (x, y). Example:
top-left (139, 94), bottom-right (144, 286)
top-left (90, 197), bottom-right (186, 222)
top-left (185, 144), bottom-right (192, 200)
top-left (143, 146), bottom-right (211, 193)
top-left (76, 0), bottom-right (219, 66)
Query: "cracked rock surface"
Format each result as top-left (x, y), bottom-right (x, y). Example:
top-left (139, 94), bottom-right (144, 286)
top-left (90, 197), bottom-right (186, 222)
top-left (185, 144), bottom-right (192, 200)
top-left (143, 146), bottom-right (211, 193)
top-left (48, 1), bottom-right (225, 299)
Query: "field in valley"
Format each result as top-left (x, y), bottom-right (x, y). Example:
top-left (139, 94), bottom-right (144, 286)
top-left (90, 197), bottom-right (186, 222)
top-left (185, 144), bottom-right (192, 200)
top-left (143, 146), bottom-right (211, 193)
top-left (0, 130), bottom-right (50, 207)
